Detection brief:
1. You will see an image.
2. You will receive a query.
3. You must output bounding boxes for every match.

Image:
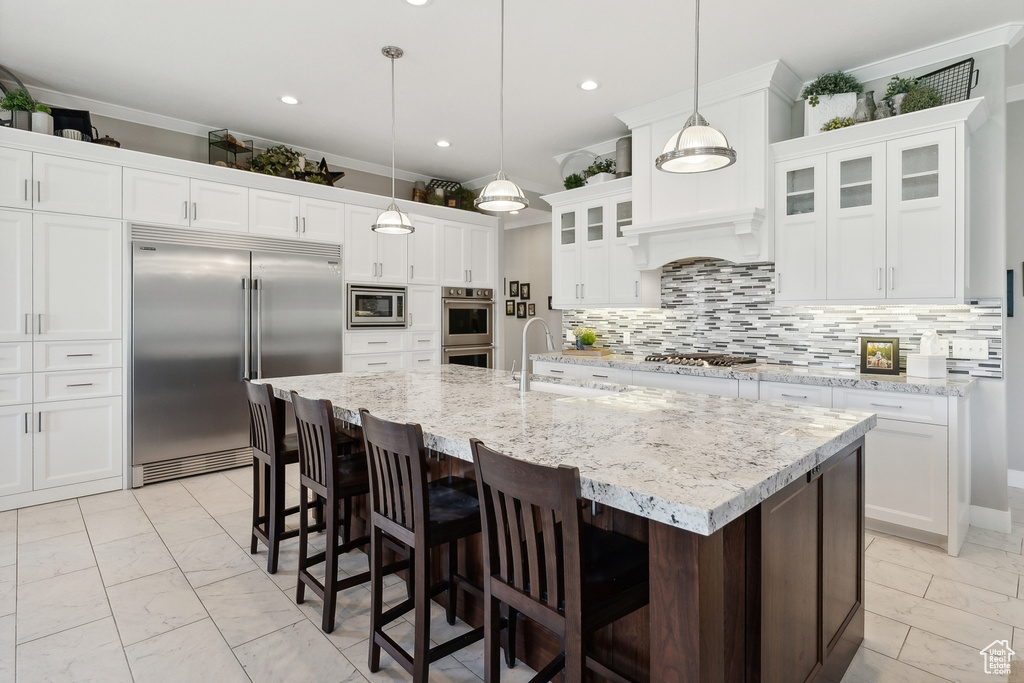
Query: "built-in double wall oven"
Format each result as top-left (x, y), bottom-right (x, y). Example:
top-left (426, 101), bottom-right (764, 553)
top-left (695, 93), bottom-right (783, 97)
top-left (442, 287), bottom-right (493, 368)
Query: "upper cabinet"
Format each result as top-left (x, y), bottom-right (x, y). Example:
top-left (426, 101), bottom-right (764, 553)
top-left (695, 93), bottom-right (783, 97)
top-left (123, 168), bottom-right (248, 232)
top-left (772, 100), bottom-right (983, 304)
top-left (0, 149), bottom-right (121, 218)
top-left (544, 178), bottom-right (659, 309)
top-left (189, 179), bottom-right (248, 233)
top-left (0, 147), bottom-right (33, 210)
top-left (248, 190), bottom-right (344, 243)
top-left (344, 204), bottom-right (408, 284)
top-left (407, 215), bottom-right (441, 285)
top-left (441, 221), bottom-right (495, 289)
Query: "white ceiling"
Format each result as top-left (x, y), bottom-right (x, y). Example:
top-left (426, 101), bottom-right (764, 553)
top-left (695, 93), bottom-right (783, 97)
top-left (2, 0), bottom-right (1022, 194)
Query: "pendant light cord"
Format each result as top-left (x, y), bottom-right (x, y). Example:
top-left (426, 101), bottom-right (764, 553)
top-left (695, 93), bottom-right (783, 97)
top-left (390, 53), bottom-right (397, 203)
top-left (693, 0), bottom-right (700, 115)
top-left (499, 0), bottom-right (505, 174)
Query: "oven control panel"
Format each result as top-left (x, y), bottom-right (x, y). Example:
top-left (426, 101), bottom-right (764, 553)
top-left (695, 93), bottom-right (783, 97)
top-left (444, 288), bottom-right (492, 299)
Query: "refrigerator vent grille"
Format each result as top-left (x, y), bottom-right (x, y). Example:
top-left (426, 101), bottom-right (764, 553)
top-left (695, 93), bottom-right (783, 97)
top-left (130, 225), bottom-right (342, 258)
top-left (137, 448), bottom-right (252, 485)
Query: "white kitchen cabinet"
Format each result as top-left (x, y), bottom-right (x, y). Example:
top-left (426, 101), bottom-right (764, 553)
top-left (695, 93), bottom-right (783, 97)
top-left (0, 403), bottom-right (33, 496)
top-left (863, 419), bottom-right (948, 535)
top-left (344, 352), bottom-right (406, 372)
top-left (33, 340), bottom-right (121, 372)
top-left (345, 204), bottom-right (408, 284)
top-left (408, 215), bottom-right (440, 285)
top-left (32, 213), bottom-right (122, 340)
top-left (34, 368), bottom-right (121, 402)
top-left (0, 147), bottom-right (33, 210)
top-left (33, 153), bottom-right (121, 219)
top-left (532, 361), bottom-right (582, 380)
top-left (343, 329), bottom-right (407, 355)
top-left (249, 189), bottom-right (302, 238)
top-left (0, 210), bottom-right (32, 341)
top-left (441, 221), bottom-right (495, 288)
top-left (0, 374), bottom-right (31, 406)
top-left (0, 343), bottom-right (31, 374)
top-left (759, 381), bottom-right (832, 408)
top-left (189, 179), bottom-right (248, 232)
top-left (407, 285), bottom-right (440, 332)
top-left (33, 396), bottom-right (123, 490)
top-left (122, 168), bottom-right (191, 226)
top-left (607, 198), bottom-right (658, 305)
top-left (774, 158), bottom-right (827, 302)
top-left (408, 350), bottom-right (440, 368)
top-left (577, 365), bottom-right (631, 384)
top-left (631, 370), bottom-right (739, 397)
top-left (300, 197), bottom-right (344, 243)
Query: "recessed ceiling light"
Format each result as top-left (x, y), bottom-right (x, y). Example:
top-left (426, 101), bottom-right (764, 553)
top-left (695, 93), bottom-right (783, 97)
top-left (280, 96), bottom-right (299, 105)
top-left (579, 80), bottom-right (599, 91)
top-left (435, 140), bottom-right (450, 148)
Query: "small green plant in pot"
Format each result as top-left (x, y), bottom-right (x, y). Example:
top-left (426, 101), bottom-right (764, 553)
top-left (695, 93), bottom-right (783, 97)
top-left (801, 71), bottom-right (863, 136)
top-left (31, 103), bottom-right (53, 135)
top-left (883, 75), bottom-right (919, 115)
top-left (573, 326), bottom-right (597, 349)
top-left (563, 172), bottom-right (586, 190)
top-left (821, 116), bottom-right (855, 132)
top-left (583, 157), bottom-right (616, 185)
top-left (0, 88), bottom-right (35, 131)
top-left (899, 85), bottom-right (942, 114)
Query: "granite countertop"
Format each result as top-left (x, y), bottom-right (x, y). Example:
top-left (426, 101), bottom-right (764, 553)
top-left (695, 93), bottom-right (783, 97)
top-left (261, 365), bottom-right (874, 536)
top-left (531, 352), bottom-right (974, 397)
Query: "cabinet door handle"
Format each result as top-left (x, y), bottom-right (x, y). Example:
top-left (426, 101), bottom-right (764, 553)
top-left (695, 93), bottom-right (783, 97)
top-left (24, 179), bottom-right (29, 202)
top-left (889, 267), bottom-right (895, 290)
top-left (576, 284), bottom-right (580, 299)
top-left (876, 267), bottom-right (882, 290)
top-left (781, 393), bottom-right (808, 399)
top-left (183, 201), bottom-right (189, 220)
top-left (36, 180), bottom-right (41, 203)
top-left (192, 202), bottom-right (197, 221)
top-left (777, 273), bottom-right (781, 294)
top-left (301, 216), bottom-right (306, 233)
top-left (66, 382), bottom-right (94, 388)
top-left (581, 284), bottom-right (585, 299)
top-left (36, 314), bottom-right (42, 334)
top-left (869, 402), bottom-right (903, 409)
top-left (24, 314), bottom-right (31, 335)
top-left (66, 353), bottom-right (94, 357)
top-left (295, 216), bottom-right (299, 233)
top-left (410, 265), bottom-right (414, 280)
top-left (368, 362), bottom-right (388, 366)
top-left (37, 412), bottom-right (42, 432)
top-left (468, 269), bottom-right (472, 282)
top-left (635, 280), bottom-right (639, 297)
top-left (24, 412), bottom-right (30, 434)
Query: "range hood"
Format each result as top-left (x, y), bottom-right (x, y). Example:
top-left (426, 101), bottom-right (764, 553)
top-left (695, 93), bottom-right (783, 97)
top-left (616, 61), bottom-right (802, 269)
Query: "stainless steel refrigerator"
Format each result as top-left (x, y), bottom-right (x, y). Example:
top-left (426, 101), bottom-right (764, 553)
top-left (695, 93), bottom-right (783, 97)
top-left (130, 229), bottom-right (344, 485)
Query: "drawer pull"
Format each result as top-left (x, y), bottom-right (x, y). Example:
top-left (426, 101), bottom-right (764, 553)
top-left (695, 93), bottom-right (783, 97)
top-left (781, 393), bottom-right (808, 399)
top-left (549, 369), bottom-right (564, 374)
top-left (367, 341), bottom-right (388, 345)
top-left (417, 358), bottom-right (429, 363)
top-left (592, 374), bottom-right (609, 378)
top-left (66, 353), bottom-right (94, 358)
top-left (367, 362), bottom-right (388, 366)
top-left (870, 402), bottom-right (903, 409)
top-left (66, 383), bottom-right (94, 388)
top-left (417, 338), bottom-right (430, 343)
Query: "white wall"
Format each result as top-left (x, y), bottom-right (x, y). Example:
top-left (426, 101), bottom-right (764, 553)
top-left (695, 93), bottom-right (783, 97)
top-left (1006, 100), bottom-right (1024, 475)
top-left (498, 222), bottom-right (561, 372)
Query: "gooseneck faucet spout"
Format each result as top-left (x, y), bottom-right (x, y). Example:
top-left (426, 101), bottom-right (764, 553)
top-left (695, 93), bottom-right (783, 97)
top-left (519, 317), bottom-right (556, 393)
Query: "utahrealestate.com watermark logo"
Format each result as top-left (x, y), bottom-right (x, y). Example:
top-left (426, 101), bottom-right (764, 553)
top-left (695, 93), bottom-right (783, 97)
top-left (980, 640), bottom-right (1014, 676)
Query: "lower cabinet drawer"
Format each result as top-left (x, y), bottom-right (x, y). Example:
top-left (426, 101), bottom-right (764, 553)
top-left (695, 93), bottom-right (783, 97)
top-left (577, 366), bottom-right (631, 384)
top-left (408, 351), bottom-right (440, 367)
top-left (759, 382), bottom-right (832, 408)
top-left (631, 371), bottom-right (739, 398)
top-left (34, 368), bottom-right (122, 402)
top-left (0, 343), bottom-right (32, 374)
top-left (531, 361), bottom-right (581, 380)
top-left (833, 388), bottom-right (947, 425)
top-left (344, 353), bottom-right (405, 372)
top-left (344, 331), bottom-right (407, 355)
top-left (0, 373), bottom-right (31, 406)
top-left (34, 340), bottom-right (122, 371)
top-left (407, 331), bottom-right (439, 351)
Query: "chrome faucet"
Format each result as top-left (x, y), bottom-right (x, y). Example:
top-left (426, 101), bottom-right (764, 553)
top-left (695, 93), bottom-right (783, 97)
top-left (515, 317), bottom-right (556, 393)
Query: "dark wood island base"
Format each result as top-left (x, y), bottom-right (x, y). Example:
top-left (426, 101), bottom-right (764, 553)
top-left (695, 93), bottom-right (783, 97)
top-left (422, 437), bottom-right (865, 682)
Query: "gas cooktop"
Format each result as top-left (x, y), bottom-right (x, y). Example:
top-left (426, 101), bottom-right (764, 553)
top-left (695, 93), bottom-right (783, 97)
top-left (643, 353), bottom-right (758, 367)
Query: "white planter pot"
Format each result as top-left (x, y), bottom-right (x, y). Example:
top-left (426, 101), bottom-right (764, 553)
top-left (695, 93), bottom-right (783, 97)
top-left (803, 93), bottom-right (858, 136)
top-left (890, 93), bottom-right (907, 116)
top-left (10, 110), bottom-right (31, 131)
top-left (585, 172), bottom-right (616, 186)
top-left (31, 111), bottom-right (53, 135)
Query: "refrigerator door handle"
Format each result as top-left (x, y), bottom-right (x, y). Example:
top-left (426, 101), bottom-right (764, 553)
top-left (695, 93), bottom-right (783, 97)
top-left (242, 278), bottom-right (252, 380)
top-left (254, 279), bottom-right (263, 379)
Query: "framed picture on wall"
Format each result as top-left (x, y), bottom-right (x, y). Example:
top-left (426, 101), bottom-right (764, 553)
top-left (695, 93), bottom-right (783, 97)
top-left (506, 300), bottom-right (515, 316)
top-left (528, 303), bottom-right (536, 317)
top-left (548, 296), bottom-right (553, 310)
top-left (520, 283), bottom-right (531, 300)
top-left (516, 302), bottom-right (527, 319)
top-left (509, 281), bottom-right (519, 297)
top-left (860, 337), bottom-right (900, 375)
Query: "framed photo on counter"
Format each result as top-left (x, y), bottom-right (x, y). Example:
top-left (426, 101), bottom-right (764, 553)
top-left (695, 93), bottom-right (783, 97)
top-left (860, 337), bottom-right (900, 375)
top-left (506, 300), bottom-right (515, 316)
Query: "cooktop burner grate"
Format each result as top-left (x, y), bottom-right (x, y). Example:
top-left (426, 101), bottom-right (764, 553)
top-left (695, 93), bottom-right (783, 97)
top-left (643, 353), bottom-right (758, 367)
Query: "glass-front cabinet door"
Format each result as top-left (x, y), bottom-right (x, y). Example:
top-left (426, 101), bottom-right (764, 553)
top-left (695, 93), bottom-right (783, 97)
top-left (609, 198), bottom-right (642, 304)
top-left (885, 129), bottom-right (956, 299)
top-left (580, 204), bottom-right (609, 303)
top-left (552, 207), bottom-right (581, 306)
top-left (774, 157), bottom-right (827, 302)
top-left (826, 143), bottom-right (887, 301)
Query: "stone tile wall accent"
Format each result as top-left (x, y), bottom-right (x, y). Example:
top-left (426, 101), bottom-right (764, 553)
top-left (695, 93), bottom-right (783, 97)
top-left (563, 258), bottom-right (1003, 378)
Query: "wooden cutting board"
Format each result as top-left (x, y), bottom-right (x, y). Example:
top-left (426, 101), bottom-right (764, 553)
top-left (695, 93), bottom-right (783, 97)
top-left (561, 348), bottom-right (613, 357)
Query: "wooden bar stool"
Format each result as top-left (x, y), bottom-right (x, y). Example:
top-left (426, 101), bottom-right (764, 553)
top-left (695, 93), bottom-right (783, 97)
top-left (470, 439), bottom-right (650, 683)
top-left (359, 408), bottom-right (486, 683)
top-left (291, 392), bottom-right (407, 633)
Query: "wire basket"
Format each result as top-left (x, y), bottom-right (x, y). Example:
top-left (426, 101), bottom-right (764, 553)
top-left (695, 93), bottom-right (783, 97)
top-left (915, 58), bottom-right (978, 105)
top-left (426, 179), bottom-right (462, 194)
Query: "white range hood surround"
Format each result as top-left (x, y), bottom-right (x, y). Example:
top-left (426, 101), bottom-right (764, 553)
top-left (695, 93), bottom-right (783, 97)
top-left (616, 61), bottom-right (802, 268)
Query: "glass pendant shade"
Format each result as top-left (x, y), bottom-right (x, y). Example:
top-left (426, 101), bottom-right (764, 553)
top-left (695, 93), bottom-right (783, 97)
top-left (475, 171), bottom-right (529, 212)
top-left (656, 112), bottom-right (737, 173)
top-left (372, 202), bottom-right (414, 234)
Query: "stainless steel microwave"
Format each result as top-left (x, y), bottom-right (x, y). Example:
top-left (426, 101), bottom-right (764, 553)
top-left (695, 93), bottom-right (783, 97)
top-left (348, 285), bottom-right (406, 328)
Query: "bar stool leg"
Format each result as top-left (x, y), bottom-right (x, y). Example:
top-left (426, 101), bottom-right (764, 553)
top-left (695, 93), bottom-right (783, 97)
top-left (296, 482), bottom-right (310, 605)
top-left (322, 501), bottom-right (340, 633)
top-left (484, 590), bottom-right (502, 683)
top-left (267, 460), bottom-right (286, 574)
top-left (412, 544), bottom-right (431, 683)
top-left (249, 457), bottom-right (262, 554)
top-left (504, 605), bottom-right (518, 667)
top-left (368, 525), bottom-right (384, 673)
top-left (445, 539), bottom-right (458, 625)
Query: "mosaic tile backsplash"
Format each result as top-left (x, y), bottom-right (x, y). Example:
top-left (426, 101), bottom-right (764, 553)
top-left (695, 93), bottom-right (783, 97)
top-left (563, 259), bottom-right (1003, 378)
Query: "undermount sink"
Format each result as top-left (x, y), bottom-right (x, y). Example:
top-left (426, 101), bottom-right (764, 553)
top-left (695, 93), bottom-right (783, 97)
top-left (503, 381), bottom-right (613, 398)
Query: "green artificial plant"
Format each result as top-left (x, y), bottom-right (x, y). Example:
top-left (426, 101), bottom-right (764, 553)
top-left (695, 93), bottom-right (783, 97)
top-left (899, 86), bottom-right (942, 113)
top-left (249, 145), bottom-right (305, 178)
top-left (563, 172), bottom-right (586, 190)
top-left (34, 103), bottom-right (51, 115)
top-left (583, 157), bottom-right (616, 179)
top-left (0, 88), bottom-right (35, 112)
top-left (820, 116), bottom-right (855, 132)
top-left (801, 71), bottom-right (863, 106)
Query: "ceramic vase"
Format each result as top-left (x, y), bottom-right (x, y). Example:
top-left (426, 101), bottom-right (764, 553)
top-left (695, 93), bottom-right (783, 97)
top-left (31, 111), bottom-right (53, 135)
top-left (11, 110), bottom-right (31, 131)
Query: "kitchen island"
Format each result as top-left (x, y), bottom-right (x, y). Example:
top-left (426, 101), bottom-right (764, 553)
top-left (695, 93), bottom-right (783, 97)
top-left (263, 365), bottom-right (876, 682)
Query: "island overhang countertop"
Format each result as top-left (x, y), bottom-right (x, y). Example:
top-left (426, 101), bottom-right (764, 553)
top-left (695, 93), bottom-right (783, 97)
top-left (261, 365), bottom-right (875, 536)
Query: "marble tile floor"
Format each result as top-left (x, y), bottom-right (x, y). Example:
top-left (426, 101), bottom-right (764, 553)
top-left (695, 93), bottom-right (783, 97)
top-left (6, 470), bottom-right (1024, 681)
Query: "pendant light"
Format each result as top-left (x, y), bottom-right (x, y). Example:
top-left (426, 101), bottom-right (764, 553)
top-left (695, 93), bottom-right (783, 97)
top-left (475, 0), bottom-right (529, 212)
top-left (655, 0), bottom-right (736, 174)
top-left (373, 46), bottom-right (415, 234)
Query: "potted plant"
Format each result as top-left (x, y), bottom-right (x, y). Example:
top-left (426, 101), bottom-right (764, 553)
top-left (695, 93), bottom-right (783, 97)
top-left (0, 88), bottom-right (35, 131)
top-left (563, 172), bottom-right (585, 190)
top-left (583, 157), bottom-right (616, 185)
top-left (572, 327), bottom-right (597, 350)
top-left (249, 145), bottom-right (305, 178)
top-left (899, 85), bottom-right (942, 114)
top-left (31, 103), bottom-right (53, 135)
top-left (883, 75), bottom-right (919, 116)
top-left (800, 71), bottom-right (863, 136)
top-left (821, 116), bottom-right (855, 132)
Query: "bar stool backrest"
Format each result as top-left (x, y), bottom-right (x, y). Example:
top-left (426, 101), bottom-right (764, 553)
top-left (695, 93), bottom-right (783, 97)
top-left (291, 391), bottom-right (338, 499)
top-left (244, 379), bottom-right (284, 457)
top-left (470, 438), bottom-right (585, 627)
top-left (359, 408), bottom-right (430, 540)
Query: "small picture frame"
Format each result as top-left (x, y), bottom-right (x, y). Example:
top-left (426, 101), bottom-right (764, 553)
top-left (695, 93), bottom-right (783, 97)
top-left (509, 281), bottom-right (519, 297)
top-left (516, 302), bottom-right (527, 319)
top-left (505, 300), bottom-right (515, 316)
top-left (547, 295), bottom-right (553, 311)
top-left (860, 337), bottom-right (900, 375)
top-left (528, 303), bottom-right (536, 316)
top-left (519, 283), bottom-right (531, 300)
